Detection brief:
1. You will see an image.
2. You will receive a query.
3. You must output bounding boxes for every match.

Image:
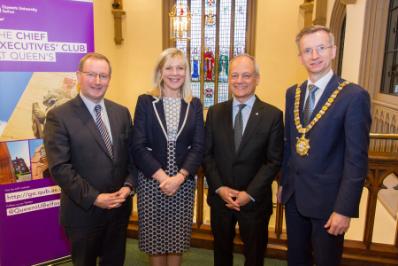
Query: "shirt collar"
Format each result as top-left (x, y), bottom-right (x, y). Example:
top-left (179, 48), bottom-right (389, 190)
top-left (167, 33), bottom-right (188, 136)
top-left (307, 69), bottom-right (334, 91)
top-left (233, 94), bottom-right (256, 108)
top-left (80, 92), bottom-right (105, 112)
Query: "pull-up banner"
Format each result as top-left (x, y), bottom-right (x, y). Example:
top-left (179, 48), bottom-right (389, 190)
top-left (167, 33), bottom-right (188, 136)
top-left (0, 1), bottom-right (94, 265)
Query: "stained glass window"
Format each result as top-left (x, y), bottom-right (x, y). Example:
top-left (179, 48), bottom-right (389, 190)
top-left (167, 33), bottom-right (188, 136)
top-left (169, 0), bottom-right (255, 107)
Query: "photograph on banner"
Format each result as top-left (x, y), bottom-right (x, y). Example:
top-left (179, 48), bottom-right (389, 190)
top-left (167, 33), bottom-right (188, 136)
top-left (0, 72), bottom-right (78, 141)
top-left (0, 139), bottom-right (51, 184)
top-left (0, 140), bottom-right (31, 184)
top-left (29, 138), bottom-right (51, 180)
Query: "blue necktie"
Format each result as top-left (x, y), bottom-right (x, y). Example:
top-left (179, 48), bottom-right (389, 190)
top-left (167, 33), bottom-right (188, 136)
top-left (94, 105), bottom-right (113, 159)
top-left (303, 84), bottom-right (318, 126)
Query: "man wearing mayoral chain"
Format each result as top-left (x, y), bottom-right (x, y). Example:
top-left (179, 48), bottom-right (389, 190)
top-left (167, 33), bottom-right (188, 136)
top-left (278, 25), bottom-right (371, 266)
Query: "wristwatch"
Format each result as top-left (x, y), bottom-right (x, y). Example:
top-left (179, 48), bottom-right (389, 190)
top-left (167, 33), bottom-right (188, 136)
top-left (178, 170), bottom-right (188, 181)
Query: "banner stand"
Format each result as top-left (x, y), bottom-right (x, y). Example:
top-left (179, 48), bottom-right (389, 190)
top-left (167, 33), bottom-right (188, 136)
top-left (31, 255), bottom-right (71, 266)
top-left (0, 1), bottom-right (94, 265)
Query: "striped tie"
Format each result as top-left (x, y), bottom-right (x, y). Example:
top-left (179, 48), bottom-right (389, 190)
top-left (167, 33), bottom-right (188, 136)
top-left (94, 105), bottom-right (113, 159)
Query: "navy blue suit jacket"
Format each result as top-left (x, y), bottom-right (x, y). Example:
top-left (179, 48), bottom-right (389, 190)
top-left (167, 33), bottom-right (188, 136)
top-left (131, 94), bottom-right (205, 179)
top-left (281, 75), bottom-right (371, 219)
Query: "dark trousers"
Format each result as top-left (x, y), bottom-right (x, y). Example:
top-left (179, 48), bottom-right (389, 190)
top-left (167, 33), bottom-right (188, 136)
top-left (64, 217), bottom-right (128, 266)
top-left (285, 196), bottom-right (344, 266)
top-left (210, 203), bottom-right (271, 266)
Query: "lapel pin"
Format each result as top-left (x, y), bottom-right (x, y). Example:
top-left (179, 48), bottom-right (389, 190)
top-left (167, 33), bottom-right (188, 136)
top-left (255, 112), bottom-right (259, 116)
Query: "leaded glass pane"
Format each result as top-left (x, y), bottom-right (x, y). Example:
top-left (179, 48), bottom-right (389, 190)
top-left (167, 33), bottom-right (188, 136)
top-left (218, 83), bottom-right (229, 103)
top-left (171, 0), bottom-right (250, 106)
top-left (190, 0), bottom-right (202, 83)
top-left (233, 0), bottom-right (247, 56)
top-left (192, 81), bottom-right (201, 98)
top-left (176, 0), bottom-right (188, 51)
top-left (203, 82), bottom-right (215, 108)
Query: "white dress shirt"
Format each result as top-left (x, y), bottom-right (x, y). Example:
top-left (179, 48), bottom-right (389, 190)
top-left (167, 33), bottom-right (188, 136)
top-left (80, 93), bottom-right (113, 143)
top-left (304, 69), bottom-right (334, 110)
top-left (232, 94), bottom-right (256, 134)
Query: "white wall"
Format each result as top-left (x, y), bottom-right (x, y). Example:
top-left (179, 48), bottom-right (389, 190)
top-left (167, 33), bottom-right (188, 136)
top-left (93, 0), bottom-right (163, 113)
top-left (255, 0), bottom-right (308, 111)
top-left (340, 0), bottom-right (367, 83)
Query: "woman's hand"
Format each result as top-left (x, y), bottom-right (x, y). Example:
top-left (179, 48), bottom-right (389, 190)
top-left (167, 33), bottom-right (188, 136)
top-left (159, 173), bottom-right (185, 196)
top-left (152, 168), bottom-right (169, 184)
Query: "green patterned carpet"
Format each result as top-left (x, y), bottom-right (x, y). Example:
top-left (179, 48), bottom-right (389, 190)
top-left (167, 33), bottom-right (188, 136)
top-left (59, 238), bottom-right (287, 266)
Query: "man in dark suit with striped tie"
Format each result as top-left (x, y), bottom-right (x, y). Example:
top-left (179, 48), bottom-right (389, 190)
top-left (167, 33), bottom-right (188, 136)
top-left (279, 25), bottom-right (371, 266)
top-left (44, 53), bottom-right (135, 266)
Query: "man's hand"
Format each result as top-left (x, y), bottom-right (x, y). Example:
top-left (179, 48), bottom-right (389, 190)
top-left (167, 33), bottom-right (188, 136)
top-left (277, 186), bottom-right (283, 203)
top-left (225, 191), bottom-right (251, 211)
top-left (217, 186), bottom-right (239, 210)
top-left (94, 192), bottom-right (126, 209)
top-left (115, 186), bottom-right (132, 199)
top-left (324, 212), bottom-right (351, 236)
top-left (159, 174), bottom-right (184, 196)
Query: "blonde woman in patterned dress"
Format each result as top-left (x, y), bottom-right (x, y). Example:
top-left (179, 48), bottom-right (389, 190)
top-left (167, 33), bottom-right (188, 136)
top-left (131, 48), bottom-right (205, 266)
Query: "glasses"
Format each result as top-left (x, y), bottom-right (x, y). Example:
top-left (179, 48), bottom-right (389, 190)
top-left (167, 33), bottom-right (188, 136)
top-left (81, 71), bottom-right (110, 81)
top-left (301, 45), bottom-right (333, 56)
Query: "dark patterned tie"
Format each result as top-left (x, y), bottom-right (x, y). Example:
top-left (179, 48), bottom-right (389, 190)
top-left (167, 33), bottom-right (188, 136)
top-left (303, 84), bottom-right (319, 126)
top-left (94, 105), bottom-right (113, 159)
top-left (234, 104), bottom-right (246, 152)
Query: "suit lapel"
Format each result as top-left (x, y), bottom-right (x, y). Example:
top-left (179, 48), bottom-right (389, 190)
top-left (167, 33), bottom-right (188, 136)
top-left (152, 98), bottom-right (168, 140)
top-left (299, 81), bottom-right (307, 125)
top-left (238, 97), bottom-right (262, 153)
top-left (178, 99), bottom-right (187, 130)
top-left (72, 96), bottom-right (112, 160)
top-left (223, 100), bottom-right (235, 154)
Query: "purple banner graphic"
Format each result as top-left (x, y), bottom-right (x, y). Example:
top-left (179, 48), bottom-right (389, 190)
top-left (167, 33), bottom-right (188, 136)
top-left (0, 1), bottom-right (94, 265)
top-left (0, 139), bottom-right (69, 266)
top-left (0, 0), bottom-right (94, 72)
top-left (0, 180), bottom-right (69, 266)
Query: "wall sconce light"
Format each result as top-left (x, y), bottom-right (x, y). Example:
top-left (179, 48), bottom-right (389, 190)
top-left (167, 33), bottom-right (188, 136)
top-left (169, 4), bottom-right (191, 40)
top-left (112, 0), bottom-right (125, 45)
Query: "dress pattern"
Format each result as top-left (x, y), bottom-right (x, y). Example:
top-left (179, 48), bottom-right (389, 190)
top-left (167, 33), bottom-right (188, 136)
top-left (137, 97), bottom-right (196, 255)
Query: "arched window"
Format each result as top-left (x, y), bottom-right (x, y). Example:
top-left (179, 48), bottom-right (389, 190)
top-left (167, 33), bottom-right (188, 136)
top-left (163, 0), bottom-right (257, 108)
top-left (329, 0), bottom-right (346, 76)
top-left (336, 16), bottom-right (346, 76)
top-left (381, 0), bottom-right (398, 96)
